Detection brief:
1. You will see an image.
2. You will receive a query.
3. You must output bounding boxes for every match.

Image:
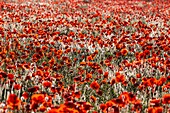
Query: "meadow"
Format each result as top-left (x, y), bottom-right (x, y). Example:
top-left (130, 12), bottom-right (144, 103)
top-left (0, 0), bottom-right (170, 113)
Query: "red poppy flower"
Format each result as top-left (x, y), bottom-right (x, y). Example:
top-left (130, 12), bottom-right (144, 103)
top-left (48, 57), bottom-right (55, 66)
top-left (162, 94), bottom-right (170, 104)
top-left (150, 98), bottom-right (160, 107)
top-left (80, 61), bottom-right (86, 66)
top-left (13, 84), bottom-right (21, 90)
top-left (6, 65), bottom-right (16, 70)
top-left (119, 92), bottom-right (130, 104)
top-left (104, 72), bottom-right (109, 78)
top-left (130, 77), bottom-right (136, 85)
top-left (108, 106), bottom-right (119, 113)
top-left (104, 60), bottom-right (111, 66)
top-left (98, 68), bottom-right (103, 74)
top-left (43, 81), bottom-right (52, 87)
top-left (116, 74), bottom-right (125, 83)
top-left (100, 104), bottom-right (107, 112)
top-left (65, 48), bottom-right (71, 53)
top-left (105, 100), bottom-right (113, 108)
top-left (136, 73), bottom-right (141, 78)
top-left (31, 93), bottom-right (45, 104)
top-left (131, 100), bottom-right (142, 111)
top-left (96, 90), bottom-right (103, 96)
top-left (22, 92), bottom-right (29, 100)
top-left (148, 107), bottom-right (154, 113)
top-left (90, 95), bottom-right (96, 103)
top-left (157, 77), bottom-right (167, 86)
top-left (83, 102), bottom-right (93, 111)
top-left (74, 91), bottom-right (81, 99)
top-left (7, 73), bottom-right (14, 79)
top-left (87, 62), bottom-right (93, 67)
top-left (28, 86), bottom-right (39, 93)
top-left (112, 98), bottom-right (126, 108)
top-left (92, 111), bottom-right (98, 113)
top-left (121, 48), bottom-right (128, 56)
top-left (101, 79), bottom-right (107, 84)
top-left (87, 55), bottom-right (93, 61)
top-left (54, 74), bottom-right (63, 81)
top-left (128, 93), bottom-right (136, 103)
top-left (90, 81), bottom-right (100, 90)
top-left (38, 104), bottom-right (47, 112)
top-left (7, 94), bottom-right (21, 110)
top-left (23, 64), bottom-right (30, 70)
top-left (47, 108), bottom-right (59, 113)
top-left (64, 101), bottom-right (76, 108)
top-left (86, 73), bottom-right (92, 79)
top-left (110, 78), bottom-right (116, 85)
top-left (155, 107), bottom-right (163, 113)
top-left (148, 107), bottom-right (163, 113)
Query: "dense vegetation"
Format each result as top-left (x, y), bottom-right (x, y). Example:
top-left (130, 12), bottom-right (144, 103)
top-left (0, 0), bottom-right (169, 113)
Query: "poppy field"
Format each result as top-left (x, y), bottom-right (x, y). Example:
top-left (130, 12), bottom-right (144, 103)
top-left (0, 0), bottom-right (170, 113)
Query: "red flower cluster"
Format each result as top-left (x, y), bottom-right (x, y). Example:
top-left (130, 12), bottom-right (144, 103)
top-left (0, 0), bottom-right (169, 112)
